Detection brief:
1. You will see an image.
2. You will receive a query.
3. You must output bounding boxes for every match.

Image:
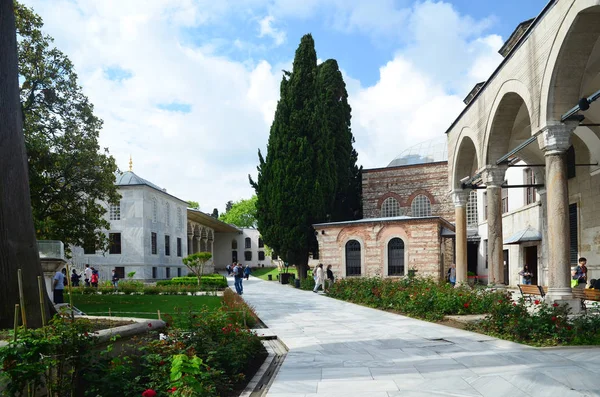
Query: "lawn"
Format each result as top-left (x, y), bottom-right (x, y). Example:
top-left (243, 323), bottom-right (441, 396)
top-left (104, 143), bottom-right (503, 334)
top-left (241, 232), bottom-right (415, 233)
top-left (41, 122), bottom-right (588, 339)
top-left (70, 293), bottom-right (222, 320)
top-left (251, 266), bottom-right (309, 281)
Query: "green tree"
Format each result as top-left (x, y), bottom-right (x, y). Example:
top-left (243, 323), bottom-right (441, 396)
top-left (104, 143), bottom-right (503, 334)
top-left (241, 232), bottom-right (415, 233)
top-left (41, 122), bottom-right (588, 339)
top-left (219, 196), bottom-right (257, 228)
top-left (182, 252), bottom-right (213, 287)
top-left (1, 0), bottom-right (54, 328)
top-left (251, 34), bottom-right (360, 279)
top-left (188, 201), bottom-right (200, 210)
top-left (15, 2), bottom-right (120, 253)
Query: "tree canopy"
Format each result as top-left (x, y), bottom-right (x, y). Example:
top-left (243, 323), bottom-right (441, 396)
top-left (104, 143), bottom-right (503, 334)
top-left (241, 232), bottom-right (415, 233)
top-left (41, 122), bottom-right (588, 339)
top-left (15, 2), bottom-right (120, 253)
top-left (219, 196), bottom-right (257, 228)
top-left (250, 34), bottom-right (361, 278)
top-left (188, 201), bottom-right (200, 210)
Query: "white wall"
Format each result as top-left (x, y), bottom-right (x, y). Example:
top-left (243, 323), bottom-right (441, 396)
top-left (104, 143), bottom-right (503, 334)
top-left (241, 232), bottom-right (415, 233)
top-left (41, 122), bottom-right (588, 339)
top-left (213, 228), bottom-right (272, 269)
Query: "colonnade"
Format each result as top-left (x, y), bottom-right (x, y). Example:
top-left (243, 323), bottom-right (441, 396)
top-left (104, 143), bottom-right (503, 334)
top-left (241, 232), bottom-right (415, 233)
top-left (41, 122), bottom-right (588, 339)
top-left (453, 122), bottom-right (577, 304)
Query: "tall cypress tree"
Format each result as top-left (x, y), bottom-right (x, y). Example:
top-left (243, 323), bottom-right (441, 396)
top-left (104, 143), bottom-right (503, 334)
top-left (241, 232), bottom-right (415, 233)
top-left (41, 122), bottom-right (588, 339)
top-left (250, 34), bottom-right (361, 279)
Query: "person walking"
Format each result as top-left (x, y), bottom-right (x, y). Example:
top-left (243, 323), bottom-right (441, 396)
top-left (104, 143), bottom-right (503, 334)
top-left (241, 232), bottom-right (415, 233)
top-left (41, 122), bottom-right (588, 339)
top-left (226, 263), bottom-right (232, 276)
top-left (244, 264), bottom-right (252, 280)
top-left (325, 264), bottom-right (334, 292)
top-left (71, 269), bottom-right (81, 287)
top-left (111, 269), bottom-right (120, 289)
top-left (90, 267), bottom-right (99, 288)
top-left (576, 257), bottom-right (588, 289)
top-left (234, 263), bottom-right (244, 295)
top-left (313, 263), bottom-right (324, 293)
top-left (84, 264), bottom-right (92, 287)
top-left (53, 268), bottom-right (66, 304)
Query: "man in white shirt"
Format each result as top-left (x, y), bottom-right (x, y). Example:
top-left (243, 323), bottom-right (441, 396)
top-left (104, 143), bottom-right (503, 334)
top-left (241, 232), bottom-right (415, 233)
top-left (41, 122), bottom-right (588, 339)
top-left (313, 263), bottom-right (324, 293)
top-left (53, 269), bottom-right (65, 304)
top-left (84, 264), bottom-right (92, 287)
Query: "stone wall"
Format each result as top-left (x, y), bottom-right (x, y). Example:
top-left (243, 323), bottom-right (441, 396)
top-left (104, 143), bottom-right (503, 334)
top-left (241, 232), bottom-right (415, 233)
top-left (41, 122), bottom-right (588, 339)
top-left (362, 162), bottom-right (454, 222)
top-left (315, 218), bottom-right (454, 281)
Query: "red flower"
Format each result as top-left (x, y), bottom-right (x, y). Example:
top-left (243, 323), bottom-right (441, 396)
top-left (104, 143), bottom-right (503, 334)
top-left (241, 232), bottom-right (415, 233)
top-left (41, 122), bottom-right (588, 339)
top-left (498, 300), bottom-right (503, 304)
top-left (142, 390), bottom-right (157, 397)
top-left (168, 387), bottom-right (177, 393)
top-left (148, 323), bottom-right (153, 328)
top-left (551, 316), bottom-right (557, 322)
top-left (463, 303), bottom-right (470, 308)
top-left (513, 303), bottom-right (517, 306)
top-left (534, 300), bottom-right (540, 305)
top-left (159, 360), bottom-right (166, 366)
top-left (206, 366), bottom-right (211, 371)
top-left (84, 332), bottom-right (89, 337)
top-left (552, 303), bottom-right (559, 307)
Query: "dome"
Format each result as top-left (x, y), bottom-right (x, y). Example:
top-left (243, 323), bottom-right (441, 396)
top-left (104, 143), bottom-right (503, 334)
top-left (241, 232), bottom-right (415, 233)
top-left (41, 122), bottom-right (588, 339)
top-left (387, 136), bottom-right (448, 167)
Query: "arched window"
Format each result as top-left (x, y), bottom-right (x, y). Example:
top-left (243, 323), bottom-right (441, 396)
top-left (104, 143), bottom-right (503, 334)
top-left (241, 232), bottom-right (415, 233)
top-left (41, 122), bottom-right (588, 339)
top-left (345, 240), bottom-right (361, 276)
top-left (381, 197), bottom-right (401, 217)
top-left (152, 197), bottom-right (158, 223)
top-left (231, 240), bottom-right (238, 249)
top-left (388, 238), bottom-right (405, 276)
top-left (245, 237), bottom-right (251, 249)
top-left (177, 208), bottom-right (183, 230)
top-left (165, 203), bottom-right (171, 226)
top-left (411, 194), bottom-right (431, 217)
top-left (466, 191), bottom-right (478, 228)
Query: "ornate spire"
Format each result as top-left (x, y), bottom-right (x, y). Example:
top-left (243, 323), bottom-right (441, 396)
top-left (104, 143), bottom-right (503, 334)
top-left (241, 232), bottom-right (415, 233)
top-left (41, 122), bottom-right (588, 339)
top-left (129, 155), bottom-right (133, 171)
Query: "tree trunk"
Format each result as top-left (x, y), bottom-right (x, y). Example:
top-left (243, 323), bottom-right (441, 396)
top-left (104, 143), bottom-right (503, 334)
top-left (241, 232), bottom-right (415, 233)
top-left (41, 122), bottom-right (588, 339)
top-left (0, 0), bottom-right (53, 329)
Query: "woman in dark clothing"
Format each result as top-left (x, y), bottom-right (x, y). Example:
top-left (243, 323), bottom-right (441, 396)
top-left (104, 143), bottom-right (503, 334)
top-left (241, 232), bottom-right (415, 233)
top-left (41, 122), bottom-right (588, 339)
top-left (71, 269), bottom-right (81, 287)
top-left (325, 265), bottom-right (334, 292)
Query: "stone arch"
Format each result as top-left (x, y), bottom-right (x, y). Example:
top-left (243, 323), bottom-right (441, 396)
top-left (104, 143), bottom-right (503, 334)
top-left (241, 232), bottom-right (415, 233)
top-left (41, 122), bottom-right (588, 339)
top-left (406, 189), bottom-right (436, 206)
top-left (377, 192), bottom-right (404, 209)
top-left (377, 227), bottom-right (410, 277)
top-left (540, 1), bottom-right (600, 126)
top-left (452, 132), bottom-right (479, 190)
top-left (483, 85), bottom-right (534, 166)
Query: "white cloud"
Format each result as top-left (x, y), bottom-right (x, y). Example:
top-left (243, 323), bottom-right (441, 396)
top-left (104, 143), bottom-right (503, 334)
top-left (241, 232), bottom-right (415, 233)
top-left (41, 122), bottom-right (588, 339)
top-left (258, 15), bottom-right (286, 46)
top-left (18, 0), bottom-right (504, 213)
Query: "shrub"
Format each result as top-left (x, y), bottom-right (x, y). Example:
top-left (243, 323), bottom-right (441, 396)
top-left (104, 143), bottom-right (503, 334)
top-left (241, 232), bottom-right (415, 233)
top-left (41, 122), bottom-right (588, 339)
top-left (300, 277), bottom-right (315, 291)
top-left (156, 275), bottom-right (227, 289)
top-left (327, 276), bottom-right (507, 321)
top-left (470, 299), bottom-right (600, 346)
top-left (221, 289), bottom-right (259, 328)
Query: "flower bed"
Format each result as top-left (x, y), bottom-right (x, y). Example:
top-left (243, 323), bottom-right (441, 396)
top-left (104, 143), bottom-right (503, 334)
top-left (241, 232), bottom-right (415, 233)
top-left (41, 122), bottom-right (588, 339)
top-left (468, 298), bottom-right (600, 346)
top-left (1, 305), bottom-right (265, 396)
top-left (327, 276), bottom-right (506, 321)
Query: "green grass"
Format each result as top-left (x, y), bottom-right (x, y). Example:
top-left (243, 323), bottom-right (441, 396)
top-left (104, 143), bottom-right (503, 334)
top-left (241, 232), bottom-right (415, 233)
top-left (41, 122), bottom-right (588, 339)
top-left (70, 294), bottom-right (222, 320)
top-left (251, 266), bottom-right (313, 281)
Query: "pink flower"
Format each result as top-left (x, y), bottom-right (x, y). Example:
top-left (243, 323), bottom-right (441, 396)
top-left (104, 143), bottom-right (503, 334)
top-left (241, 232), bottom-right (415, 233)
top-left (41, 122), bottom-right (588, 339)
top-left (142, 390), bottom-right (157, 397)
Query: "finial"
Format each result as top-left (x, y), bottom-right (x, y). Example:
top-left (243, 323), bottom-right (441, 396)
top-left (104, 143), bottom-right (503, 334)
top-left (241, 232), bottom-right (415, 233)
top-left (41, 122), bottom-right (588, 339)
top-left (129, 155), bottom-right (133, 172)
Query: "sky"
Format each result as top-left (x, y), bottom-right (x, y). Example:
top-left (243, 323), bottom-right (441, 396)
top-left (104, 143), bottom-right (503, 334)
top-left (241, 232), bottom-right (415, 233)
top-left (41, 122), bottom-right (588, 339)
top-left (20, 0), bottom-right (549, 214)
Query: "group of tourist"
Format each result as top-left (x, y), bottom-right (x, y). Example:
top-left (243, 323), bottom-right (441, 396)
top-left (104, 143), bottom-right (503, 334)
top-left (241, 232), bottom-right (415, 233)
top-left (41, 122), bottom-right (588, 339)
top-left (312, 263), bottom-right (334, 293)
top-left (52, 264), bottom-right (118, 304)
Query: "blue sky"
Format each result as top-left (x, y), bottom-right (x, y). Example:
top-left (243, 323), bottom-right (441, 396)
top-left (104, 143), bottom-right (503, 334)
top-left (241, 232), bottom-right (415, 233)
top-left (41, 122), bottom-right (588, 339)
top-left (22, 0), bottom-right (549, 212)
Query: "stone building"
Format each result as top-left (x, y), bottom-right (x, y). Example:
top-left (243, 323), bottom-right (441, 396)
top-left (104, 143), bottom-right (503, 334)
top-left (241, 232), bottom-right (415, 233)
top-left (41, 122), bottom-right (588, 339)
top-left (70, 168), bottom-right (239, 281)
top-left (315, 137), bottom-right (455, 281)
top-left (447, 0), bottom-right (600, 307)
top-left (213, 228), bottom-right (273, 270)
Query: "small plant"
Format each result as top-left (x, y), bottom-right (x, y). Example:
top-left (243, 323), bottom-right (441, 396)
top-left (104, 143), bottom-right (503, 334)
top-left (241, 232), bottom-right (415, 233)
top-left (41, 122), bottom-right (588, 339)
top-left (182, 252), bottom-right (213, 288)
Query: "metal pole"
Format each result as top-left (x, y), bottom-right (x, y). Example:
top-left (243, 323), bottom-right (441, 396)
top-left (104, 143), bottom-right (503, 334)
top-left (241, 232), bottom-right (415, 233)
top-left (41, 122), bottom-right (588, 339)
top-left (38, 276), bottom-right (47, 327)
top-left (17, 269), bottom-right (27, 329)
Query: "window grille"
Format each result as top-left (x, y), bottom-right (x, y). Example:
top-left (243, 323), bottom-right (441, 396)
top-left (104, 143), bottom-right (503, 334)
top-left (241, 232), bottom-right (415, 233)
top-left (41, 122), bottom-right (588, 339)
top-left (151, 232), bottom-right (157, 255)
top-left (466, 191), bottom-right (478, 228)
top-left (388, 238), bottom-right (405, 276)
top-left (177, 238), bottom-right (182, 257)
top-left (411, 195), bottom-right (432, 217)
top-left (165, 235), bottom-right (170, 256)
top-left (381, 197), bottom-right (401, 217)
top-left (109, 202), bottom-right (121, 220)
top-left (244, 251), bottom-right (252, 261)
top-left (345, 240), bottom-right (361, 276)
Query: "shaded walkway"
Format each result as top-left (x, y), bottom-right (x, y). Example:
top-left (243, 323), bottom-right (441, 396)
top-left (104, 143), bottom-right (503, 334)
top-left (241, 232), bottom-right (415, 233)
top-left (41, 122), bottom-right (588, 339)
top-left (231, 276), bottom-right (600, 397)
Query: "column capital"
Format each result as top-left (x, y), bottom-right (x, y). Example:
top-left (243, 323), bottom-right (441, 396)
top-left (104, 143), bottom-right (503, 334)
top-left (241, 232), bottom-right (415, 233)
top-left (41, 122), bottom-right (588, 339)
top-left (452, 189), bottom-right (470, 207)
top-left (538, 121), bottom-right (577, 154)
top-left (481, 165), bottom-right (507, 188)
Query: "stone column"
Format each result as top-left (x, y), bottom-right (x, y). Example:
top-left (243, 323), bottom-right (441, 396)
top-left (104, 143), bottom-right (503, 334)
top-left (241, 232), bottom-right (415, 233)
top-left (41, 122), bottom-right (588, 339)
top-left (537, 188), bottom-right (548, 286)
top-left (482, 165), bottom-right (507, 286)
top-left (187, 234), bottom-right (193, 255)
top-left (193, 236), bottom-right (200, 254)
top-left (453, 190), bottom-right (469, 285)
top-left (538, 122), bottom-right (576, 304)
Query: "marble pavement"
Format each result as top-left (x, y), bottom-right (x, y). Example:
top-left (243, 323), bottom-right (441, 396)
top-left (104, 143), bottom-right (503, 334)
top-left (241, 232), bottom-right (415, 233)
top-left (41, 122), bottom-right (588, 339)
top-left (231, 276), bottom-right (600, 397)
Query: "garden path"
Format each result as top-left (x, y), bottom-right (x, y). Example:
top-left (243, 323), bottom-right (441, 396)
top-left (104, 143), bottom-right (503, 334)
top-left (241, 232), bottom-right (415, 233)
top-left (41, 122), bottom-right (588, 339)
top-left (230, 276), bottom-right (600, 397)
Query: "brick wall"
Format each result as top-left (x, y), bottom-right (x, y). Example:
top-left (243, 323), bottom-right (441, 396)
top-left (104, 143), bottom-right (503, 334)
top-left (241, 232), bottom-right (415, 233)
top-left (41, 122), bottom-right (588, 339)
top-left (362, 161), bottom-right (454, 222)
top-left (315, 218), bottom-right (455, 281)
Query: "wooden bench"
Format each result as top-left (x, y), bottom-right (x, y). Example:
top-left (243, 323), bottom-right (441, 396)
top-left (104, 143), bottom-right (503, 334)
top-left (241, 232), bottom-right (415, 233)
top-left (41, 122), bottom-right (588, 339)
top-left (517, 284), bottom-right (546, 302)
top-left (571, 288), bottom-right (600, 311)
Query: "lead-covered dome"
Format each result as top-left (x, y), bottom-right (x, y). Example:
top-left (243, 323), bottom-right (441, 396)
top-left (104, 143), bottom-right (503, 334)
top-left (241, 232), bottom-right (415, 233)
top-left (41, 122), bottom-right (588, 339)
top-left (387, 136), bottom-right (448, 167)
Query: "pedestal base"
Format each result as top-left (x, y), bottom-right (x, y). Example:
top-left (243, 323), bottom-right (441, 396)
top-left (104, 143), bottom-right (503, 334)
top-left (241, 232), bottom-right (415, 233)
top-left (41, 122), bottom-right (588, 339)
top-left (545, 287), bottom-right (581, 314)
